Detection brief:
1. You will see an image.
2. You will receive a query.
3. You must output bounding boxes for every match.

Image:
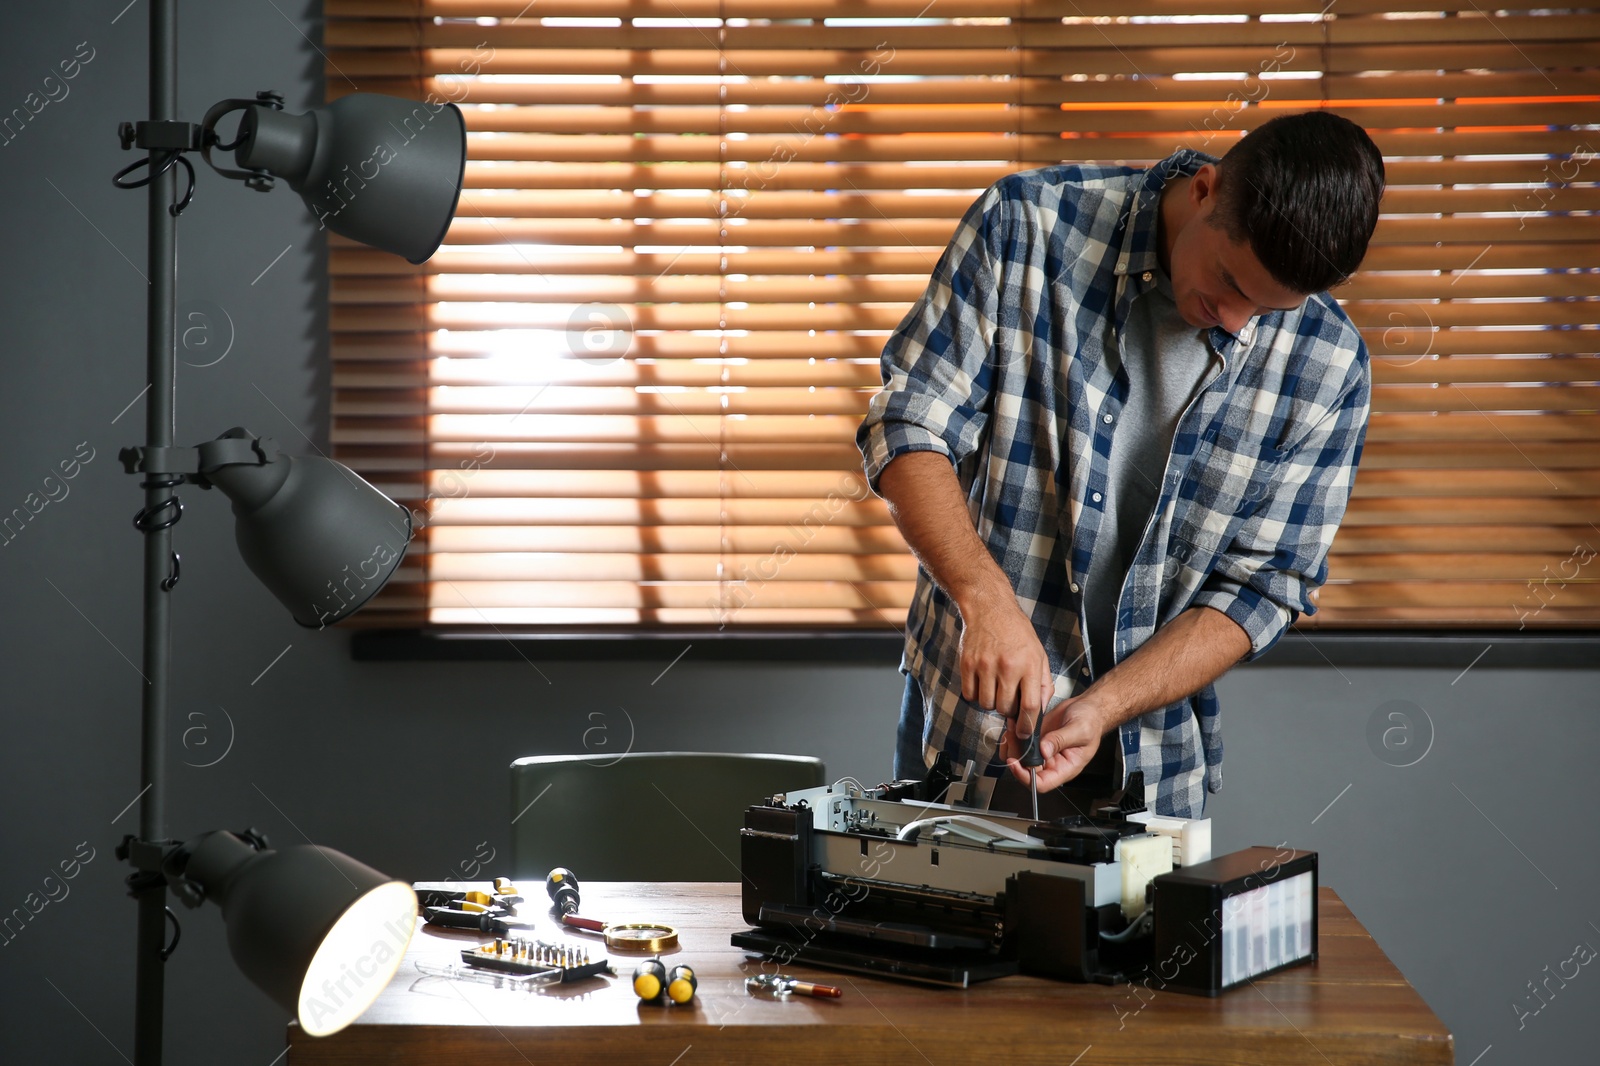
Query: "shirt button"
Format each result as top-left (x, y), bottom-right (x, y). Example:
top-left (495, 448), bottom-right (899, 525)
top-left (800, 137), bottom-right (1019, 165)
top-left (1070, 582), bottom-right (1080, 593)
top-left (1141, 271), bottom-right (1153, 282)
top-left (1092, 492), bottom-right (1103, 503)
top-left (1081, 666), bottom-right (1091, 676)
top-left (1103, 413), bottom-right (1113, 424)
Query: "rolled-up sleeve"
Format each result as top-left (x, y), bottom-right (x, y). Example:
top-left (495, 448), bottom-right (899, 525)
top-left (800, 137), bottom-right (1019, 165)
top-left (856, 186), bottom-right (1007, 493)
top-left (1192, 352), bottom-right (1371, 659)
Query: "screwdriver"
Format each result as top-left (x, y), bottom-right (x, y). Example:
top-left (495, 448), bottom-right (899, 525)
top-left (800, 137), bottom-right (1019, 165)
top-left (1020, 712), bottom-right (1045, 821)
top-left (546, 867), bottom-right (581, 916)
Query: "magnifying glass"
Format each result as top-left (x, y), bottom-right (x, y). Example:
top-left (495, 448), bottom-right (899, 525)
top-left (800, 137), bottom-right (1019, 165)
top-left (561, 916), bottom-right (679, 953)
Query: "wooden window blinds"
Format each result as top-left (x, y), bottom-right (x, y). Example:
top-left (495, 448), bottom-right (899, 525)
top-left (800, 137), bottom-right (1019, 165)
top-left (324, 0), bottom-right (1600, 631)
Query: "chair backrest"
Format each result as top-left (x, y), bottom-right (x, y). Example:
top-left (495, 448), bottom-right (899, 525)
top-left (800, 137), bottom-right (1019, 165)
top-left (508, 751), bottom-right (825, 882)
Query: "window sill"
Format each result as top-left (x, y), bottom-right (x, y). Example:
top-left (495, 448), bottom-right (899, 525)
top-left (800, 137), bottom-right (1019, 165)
top-left (1251, 630), bottom-right (1599, 669)
top-left (351, 628), bottom-right (1599, 667)
top-left (351, 627), bottom-right (906, 663)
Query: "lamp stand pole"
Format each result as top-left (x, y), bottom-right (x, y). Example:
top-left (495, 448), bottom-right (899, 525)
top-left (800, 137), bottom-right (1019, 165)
top-left (107, 8), bottom-right (454, 1056)
top-left (131, 0), bottom-right (178, 1062)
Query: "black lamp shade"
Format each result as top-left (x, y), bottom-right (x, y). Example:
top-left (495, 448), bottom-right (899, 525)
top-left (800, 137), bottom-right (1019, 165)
top-left (203, 431), bottom-right (412, 628)
top-left (183, 832), bottom-right (417, 1037)
top-left (236, 93), bottom-right (466, 264)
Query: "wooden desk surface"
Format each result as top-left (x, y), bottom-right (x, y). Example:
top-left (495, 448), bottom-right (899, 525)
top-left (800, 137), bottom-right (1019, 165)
top-left (289, 881), bottom-right (1451, 1066)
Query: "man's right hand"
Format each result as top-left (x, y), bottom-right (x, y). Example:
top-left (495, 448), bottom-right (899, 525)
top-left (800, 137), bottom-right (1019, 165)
top-left (956, 589), bottom-right (1053, 725)
top-left (877, 451), bottom-right (1051, 726)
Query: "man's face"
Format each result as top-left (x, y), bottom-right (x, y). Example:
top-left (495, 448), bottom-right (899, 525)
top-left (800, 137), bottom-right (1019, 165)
top-left (1166, 164), bottom-right (1310, 335)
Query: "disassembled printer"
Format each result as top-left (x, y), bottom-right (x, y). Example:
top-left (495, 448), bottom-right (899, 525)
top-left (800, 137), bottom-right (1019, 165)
top-left (734, 757), bottom-right (1318, 994)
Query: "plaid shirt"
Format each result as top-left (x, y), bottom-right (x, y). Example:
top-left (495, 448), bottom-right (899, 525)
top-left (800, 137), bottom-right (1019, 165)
top-left (857, 149), bottom-right (1370, 818)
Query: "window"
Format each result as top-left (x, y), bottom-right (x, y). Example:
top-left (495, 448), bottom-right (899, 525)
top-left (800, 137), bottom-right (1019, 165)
top-left (326, 0), bottom-right (1600, 631)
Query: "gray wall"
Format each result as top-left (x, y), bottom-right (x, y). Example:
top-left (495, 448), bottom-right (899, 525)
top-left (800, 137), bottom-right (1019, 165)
top-left (1, 3), bottom-right (1594, 1064)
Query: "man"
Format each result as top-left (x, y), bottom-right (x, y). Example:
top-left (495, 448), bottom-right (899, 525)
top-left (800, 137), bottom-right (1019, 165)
top-left (856, 111), bottom-right (1384, 817)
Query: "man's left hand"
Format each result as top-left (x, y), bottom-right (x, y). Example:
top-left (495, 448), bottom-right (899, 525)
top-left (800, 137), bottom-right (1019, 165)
top-left (996, 607), bottom-right (1252, 793)
top-left (1000, 694), bottom-right (1113, 793)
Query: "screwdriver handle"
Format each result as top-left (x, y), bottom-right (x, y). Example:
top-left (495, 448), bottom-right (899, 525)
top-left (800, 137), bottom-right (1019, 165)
top-left (791, 981), bottom-right (843, 998)
top-left (1019, 716), bottom-right (1045, 769)
top-left (546, 867), bottom-right (582, 915)
top-left (424, 906), bottom-right (499, 934)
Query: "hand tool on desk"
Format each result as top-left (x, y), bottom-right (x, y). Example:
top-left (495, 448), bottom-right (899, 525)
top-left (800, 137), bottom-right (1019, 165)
top-left (469, 877), bottom-right (523, 907)
top-left (545, 867), bottom-right (581, 916)
top-left (745, 973), bottom-right (843, 999)
top-left (424, 904), bottom-right (534, 935)
top-left (413, 877), bottom-right (523, 911)
top-left (546, 867), bottom-right (680, 952)
top-left (460, 936), bottom-right (611, 984)
top-left (421, 878), bottom-right (536, 935)
top-left (633, 959), bottom-right (698, 1004)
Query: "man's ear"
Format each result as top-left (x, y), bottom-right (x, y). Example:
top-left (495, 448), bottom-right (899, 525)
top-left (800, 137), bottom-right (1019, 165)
top-left (1189, 162), bottom-right (1221, 212)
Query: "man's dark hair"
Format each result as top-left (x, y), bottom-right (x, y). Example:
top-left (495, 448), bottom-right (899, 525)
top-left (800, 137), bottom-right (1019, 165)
top-left (1211, 111), bottom-right (1385, 295)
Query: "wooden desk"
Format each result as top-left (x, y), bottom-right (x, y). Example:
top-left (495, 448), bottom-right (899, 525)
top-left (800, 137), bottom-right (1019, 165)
top-left (289, 882), bottom-right (1451, 1065)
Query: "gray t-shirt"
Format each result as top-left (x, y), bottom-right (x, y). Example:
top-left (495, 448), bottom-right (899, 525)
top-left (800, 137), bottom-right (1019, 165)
top-left (1081, 268), bottom-right (1213, 674)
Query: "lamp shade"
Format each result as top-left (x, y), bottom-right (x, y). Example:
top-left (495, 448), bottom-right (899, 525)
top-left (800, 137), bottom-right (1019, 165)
top-left (182, 832), bottom-right (418, 1037)
top-left (234, 93), bottom-right (465, 264)
top-left (202, 429), bottom-right (412, 628)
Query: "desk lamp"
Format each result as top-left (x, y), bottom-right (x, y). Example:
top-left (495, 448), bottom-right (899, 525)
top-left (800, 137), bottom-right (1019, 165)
top-left (110, 2), bottom-right (465, 1061)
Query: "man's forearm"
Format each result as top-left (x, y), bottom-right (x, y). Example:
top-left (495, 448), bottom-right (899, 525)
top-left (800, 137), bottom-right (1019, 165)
top-left (879, 450), bottom-right (1053, 718)
top-left (1086, 605), bottom-right (1252, 731)
top-left (877, 451), bottom-right (1011, 615)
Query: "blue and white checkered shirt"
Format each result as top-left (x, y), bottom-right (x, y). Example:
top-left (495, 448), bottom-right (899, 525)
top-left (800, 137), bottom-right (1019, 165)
top-left (857, 149), bottom-right (1370, 818)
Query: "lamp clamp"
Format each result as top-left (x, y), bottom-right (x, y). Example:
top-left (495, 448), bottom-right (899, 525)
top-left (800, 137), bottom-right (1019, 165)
top-left (119, 435), bottom-right (283, 481)
top-left (116, 837), bottom-right (191, 962)
top-left (118, 836), bottom-right (202, 915)
top-left (120, 446), bottom-right (200, 477)
top-left (118, 119), bottom-right (205, 153)
top-left (117, 834), bottom-right (180, 874)
top-left (112, 119), bottom-right (203, 213)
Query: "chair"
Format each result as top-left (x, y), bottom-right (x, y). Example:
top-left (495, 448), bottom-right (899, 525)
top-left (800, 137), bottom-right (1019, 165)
top-left (508, 751), bottom-right (825, 882)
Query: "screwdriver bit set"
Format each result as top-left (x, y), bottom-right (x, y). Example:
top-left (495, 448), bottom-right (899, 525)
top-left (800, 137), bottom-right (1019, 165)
top-left (461, 937), bottom-right (612, 983)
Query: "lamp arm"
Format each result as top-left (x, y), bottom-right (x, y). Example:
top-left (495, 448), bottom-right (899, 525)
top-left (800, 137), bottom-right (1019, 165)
top-left (145, 828), bottom-right (273, 911)
top-left (199, 92), bottom-right (284, 191)
top-left (197, 433), bottom-right (281, 471)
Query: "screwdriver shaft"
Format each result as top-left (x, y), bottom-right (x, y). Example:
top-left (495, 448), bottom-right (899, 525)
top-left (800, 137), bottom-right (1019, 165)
top-left (1020, 711), bottom-right (1045, 822)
